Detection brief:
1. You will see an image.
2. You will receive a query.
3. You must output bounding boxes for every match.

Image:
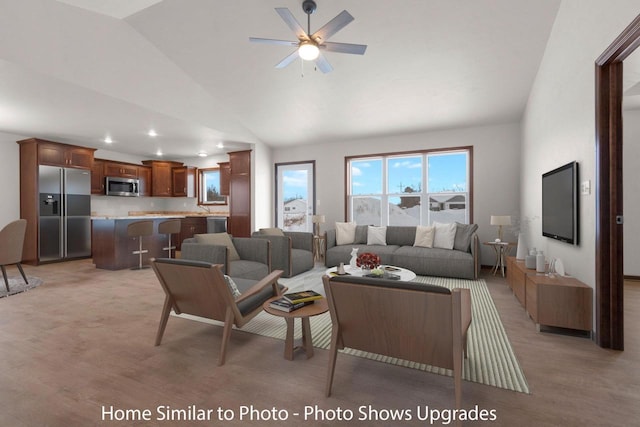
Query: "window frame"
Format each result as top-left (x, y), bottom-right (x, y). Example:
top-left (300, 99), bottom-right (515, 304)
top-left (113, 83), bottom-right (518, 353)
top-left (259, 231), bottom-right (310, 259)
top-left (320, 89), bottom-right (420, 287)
top-left (344, 146), bottom-right (473, 225)
top-left (197, 167), bottom-right (227, 206)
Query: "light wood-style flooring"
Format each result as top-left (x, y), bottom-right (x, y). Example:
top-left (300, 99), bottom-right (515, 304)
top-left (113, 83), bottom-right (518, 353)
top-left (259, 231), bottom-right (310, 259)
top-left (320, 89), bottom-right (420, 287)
top-left (0, 260), bottom-right (638, 426)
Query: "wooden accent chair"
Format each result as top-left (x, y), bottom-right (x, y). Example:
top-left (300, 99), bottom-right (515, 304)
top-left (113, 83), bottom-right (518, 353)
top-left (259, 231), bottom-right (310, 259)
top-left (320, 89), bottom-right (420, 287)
top-left (322, 274), bottom-right (472, 409)
top-left (0, 219), bottom-right (28, 292)
top-left (151, 258), bottom-right (285, 365)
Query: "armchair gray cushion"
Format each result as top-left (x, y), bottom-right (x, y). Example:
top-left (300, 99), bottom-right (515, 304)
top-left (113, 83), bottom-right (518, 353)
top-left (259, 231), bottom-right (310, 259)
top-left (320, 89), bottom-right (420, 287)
top-left (181, 236), bottom-right (270, 280)
top-left (252, 230), bottom-right (314, 277)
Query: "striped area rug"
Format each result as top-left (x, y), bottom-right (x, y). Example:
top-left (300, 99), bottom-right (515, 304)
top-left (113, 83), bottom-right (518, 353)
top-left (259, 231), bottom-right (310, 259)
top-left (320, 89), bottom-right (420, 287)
top-left (176, 268), bottom-right (530, 394)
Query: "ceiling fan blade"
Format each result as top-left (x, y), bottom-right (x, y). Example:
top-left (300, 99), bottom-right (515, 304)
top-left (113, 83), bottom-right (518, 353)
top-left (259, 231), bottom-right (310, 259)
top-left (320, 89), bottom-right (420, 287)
top-left (275, 50), bottom-right (300, 69)
top-left (311, 10), bottom-right (354, 42)
top-left (315, 53), bottom-right (333, 74)
top-left (275, 7), bottom-right (309, 41)
top-left (249, 37), bottom-right (299, 47)
top-left (321, 41), bottom-right (367, 55)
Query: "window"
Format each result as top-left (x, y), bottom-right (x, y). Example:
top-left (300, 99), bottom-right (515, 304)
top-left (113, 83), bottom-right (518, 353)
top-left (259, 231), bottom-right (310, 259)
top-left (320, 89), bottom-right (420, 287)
top-left (198, 168), bottom-right (227, 205)
top-left (347, 148), bottom-right (472, 225)
top-left (275, 161), bottom-right (316, 232)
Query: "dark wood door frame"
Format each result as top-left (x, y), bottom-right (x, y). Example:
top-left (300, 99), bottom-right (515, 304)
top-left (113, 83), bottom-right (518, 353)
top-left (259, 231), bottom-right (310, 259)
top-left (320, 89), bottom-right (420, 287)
top-left (595, 14), bottom-right (640, 350)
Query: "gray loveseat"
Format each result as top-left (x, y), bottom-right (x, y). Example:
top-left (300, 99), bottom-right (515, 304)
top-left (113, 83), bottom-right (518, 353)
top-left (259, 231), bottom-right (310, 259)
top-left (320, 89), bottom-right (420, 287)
top-left (324, 225), bottom-right (479, 279)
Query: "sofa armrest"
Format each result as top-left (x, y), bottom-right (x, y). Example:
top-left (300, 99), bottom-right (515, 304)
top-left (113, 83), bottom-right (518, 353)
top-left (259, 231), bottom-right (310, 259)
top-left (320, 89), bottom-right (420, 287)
top-left (470, 233), bottom-right (479, 279)
top-left (180, 242), bottom-right (228, 273)
top-left (233, 237), bottom-right (271, 269)
top-left (325, 229), bottom-right (336, 249)
top-left (251, 233), bottom-right (292, 276)
top-left (285, 231), bottom-right (314, 252)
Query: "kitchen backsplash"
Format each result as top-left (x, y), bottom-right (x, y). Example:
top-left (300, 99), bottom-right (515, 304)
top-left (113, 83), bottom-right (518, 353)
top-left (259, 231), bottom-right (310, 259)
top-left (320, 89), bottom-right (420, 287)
top-left (91, 196), bottom-right (229, 216)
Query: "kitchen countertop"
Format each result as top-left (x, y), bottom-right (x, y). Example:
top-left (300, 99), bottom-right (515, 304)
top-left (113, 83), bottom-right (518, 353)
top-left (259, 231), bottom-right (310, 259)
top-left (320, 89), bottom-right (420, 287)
top-left (91, 211), bottom-right (229, 220)
top-left (91, 215), bottom-right (187, 220)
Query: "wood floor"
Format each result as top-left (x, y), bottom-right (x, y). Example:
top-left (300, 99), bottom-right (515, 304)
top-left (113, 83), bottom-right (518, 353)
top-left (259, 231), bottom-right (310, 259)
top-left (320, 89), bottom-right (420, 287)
top-left (0, 260), bottom-right (638, 426)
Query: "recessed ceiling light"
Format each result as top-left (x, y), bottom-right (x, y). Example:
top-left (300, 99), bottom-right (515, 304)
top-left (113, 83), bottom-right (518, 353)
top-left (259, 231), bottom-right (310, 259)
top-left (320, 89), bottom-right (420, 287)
top-left (104, 136), bottom-right (113, 144)
top-left (156, 150), bottom-right (163, 156)
top-left (216, 142), bottom-right (224, 149)
top-left (148, 129), bottom-right (158, 137)
top-left (198, 152), bottom-right (208, 157)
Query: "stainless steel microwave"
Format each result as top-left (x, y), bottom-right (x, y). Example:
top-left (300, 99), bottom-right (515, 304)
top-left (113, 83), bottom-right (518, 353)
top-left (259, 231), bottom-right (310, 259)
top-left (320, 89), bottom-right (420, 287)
top-left (105, 176), bottom-right (140, 197)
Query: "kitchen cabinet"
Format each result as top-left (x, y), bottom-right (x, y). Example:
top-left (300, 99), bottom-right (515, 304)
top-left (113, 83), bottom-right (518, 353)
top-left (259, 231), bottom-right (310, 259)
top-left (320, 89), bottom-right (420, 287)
top-left (219, 162), bottom-right (230, 196)
top-left (178, 217), bottom-right (208, 249)
top-left (228, 150), bottom-right (251, 237)
top-left (138, 166), bottom-right (152, 197)
top-left (31, 138), bottom-right (94, 169)
top-left (172, 166), bottom-right (196, 197)
top-left (17, 138), bottom-right (96, 264)
top-left (91, 159), bottom-right (106, 194)
top-left (103, 162), bottom-right (138, 179)
top-left (142, 160), bottom-right (183, 197)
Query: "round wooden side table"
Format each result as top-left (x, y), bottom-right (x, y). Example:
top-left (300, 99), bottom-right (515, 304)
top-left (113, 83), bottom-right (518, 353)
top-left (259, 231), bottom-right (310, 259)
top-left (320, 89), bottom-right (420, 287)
top-left (263, 296), bottom-right (329, 360)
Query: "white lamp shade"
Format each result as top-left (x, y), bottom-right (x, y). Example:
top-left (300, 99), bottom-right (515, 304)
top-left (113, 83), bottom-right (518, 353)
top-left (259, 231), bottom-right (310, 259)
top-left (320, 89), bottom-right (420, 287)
top-left (490, 215), bottom-right (512, 226)
top-left (298, 42), bottom-right (319, 61)
top-left (312, 215), bottom-right (325, 224)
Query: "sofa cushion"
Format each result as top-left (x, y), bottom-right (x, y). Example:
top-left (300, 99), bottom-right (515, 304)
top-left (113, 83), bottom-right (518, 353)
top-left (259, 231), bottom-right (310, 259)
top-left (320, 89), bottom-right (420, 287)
top-left (228, 260), bottom-right (269, 281)
top-left (195, 232), bottom-right (240, 261)
top-left (413, 225), bottom-right (434, 248)
top-left (454, 222), bottom-right (479, 252)
top-left (392, 246), bottom-right (476, 279)
top-left (367, 226), bottom-right (387, 245)
top-left (385, 226), bottom-right (419, 246)
top-left (354, 225), bottom-right (368, 244)
top-left (325, 244), bottom-right (400, 267)
top-left (335, 222), bottom-right (357, 245)
top-left (259, 227), bottom-right (285, 236)
top-left (433, 222), bottom-right (456, 250)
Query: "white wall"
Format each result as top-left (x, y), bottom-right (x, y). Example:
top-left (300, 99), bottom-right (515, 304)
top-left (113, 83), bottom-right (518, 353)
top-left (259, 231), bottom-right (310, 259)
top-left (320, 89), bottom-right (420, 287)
top-left (521, 0), bottom-right (640, 287)
top-left (0, 131), bottom-right (29, 227)
top-left (272, 122), bottom-right (521, 266)
top-left (623, 108), bottom-right (640, 276)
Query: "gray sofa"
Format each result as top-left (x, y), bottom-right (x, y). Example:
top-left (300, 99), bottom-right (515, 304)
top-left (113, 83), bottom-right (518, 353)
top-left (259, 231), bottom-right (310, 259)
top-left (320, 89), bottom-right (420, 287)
top-left (181, 236), bottom-right (270, 280)
top-left (324, 225), bottom-right (479, 279)
top-left (251, 230), bottom-right (314, 278)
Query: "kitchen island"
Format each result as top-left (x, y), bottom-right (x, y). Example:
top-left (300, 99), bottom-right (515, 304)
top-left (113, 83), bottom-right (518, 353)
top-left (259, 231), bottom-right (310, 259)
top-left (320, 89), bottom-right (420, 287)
top-left (91, 216), bottom-right (184, 270)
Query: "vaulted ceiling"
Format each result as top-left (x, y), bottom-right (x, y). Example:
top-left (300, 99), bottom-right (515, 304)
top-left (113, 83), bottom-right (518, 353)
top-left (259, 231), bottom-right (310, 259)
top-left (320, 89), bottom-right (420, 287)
top-left (0, 0), bottom-right (564, 159)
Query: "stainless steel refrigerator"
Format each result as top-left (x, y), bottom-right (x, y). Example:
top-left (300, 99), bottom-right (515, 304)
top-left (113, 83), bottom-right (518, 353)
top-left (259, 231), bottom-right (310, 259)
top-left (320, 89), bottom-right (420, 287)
top-left (39, 165), bottom-right (92, 262)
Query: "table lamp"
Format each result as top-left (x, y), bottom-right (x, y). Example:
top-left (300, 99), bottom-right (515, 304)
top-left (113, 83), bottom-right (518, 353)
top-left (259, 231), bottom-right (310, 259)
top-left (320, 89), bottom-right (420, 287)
top-left (490, 215), bottom-right (511, 242)
top-left (312, 214), bottom-right (325, 236)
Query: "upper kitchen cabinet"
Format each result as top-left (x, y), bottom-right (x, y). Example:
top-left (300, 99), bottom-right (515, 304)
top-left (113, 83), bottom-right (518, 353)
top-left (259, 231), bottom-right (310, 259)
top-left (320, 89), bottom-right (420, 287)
top-left (103, 161), bottom-right (138, 179)
top-left (91, 159), bottom-right (105, 194)
top-left (172, 166), bottom-right (196, 197)
top-left (142, 160), bottom-right (184, 197)
top-left (19, 138), bottom-right (95, 170)
top-left (218, 162), bottom-right (230, 196)
top-left (137, 166), bottom-right (152, 197)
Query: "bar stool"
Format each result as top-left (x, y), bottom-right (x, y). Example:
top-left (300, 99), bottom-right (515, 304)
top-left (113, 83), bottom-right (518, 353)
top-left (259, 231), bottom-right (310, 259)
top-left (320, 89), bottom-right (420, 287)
top-left (127, 220), bottom-right (154, 270)
top-left (158, 219), bottom-right (182, 258)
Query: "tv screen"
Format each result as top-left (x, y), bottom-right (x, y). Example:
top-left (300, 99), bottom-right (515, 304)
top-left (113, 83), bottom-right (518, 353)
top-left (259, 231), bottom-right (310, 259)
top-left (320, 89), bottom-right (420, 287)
top-left (542, 161), bottom-right (579, 245)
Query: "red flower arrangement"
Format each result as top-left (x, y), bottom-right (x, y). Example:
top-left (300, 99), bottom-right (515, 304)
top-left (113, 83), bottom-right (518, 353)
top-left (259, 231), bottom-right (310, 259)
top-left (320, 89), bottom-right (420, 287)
top-left (356, 252), bottom-right (381, 270)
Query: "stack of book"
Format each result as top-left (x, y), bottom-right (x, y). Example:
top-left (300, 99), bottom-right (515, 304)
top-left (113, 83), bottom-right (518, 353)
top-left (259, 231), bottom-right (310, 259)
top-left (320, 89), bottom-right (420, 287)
top-left (268, 290), bottom-right (323, 313)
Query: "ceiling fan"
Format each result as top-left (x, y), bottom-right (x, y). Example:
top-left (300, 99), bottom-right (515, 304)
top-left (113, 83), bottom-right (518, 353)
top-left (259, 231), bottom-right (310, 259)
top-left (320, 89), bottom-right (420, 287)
top-left (249, 0), bottom-right (367, 73)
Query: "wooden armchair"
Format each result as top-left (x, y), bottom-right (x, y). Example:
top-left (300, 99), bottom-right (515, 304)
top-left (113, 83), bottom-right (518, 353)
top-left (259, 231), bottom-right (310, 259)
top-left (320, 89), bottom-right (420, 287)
top-left (0, 219), bottom-right (28, 292)
top-left (322, 274), bottom-right (472, 409)
top-left (151, 258), bottom-right (285, 365)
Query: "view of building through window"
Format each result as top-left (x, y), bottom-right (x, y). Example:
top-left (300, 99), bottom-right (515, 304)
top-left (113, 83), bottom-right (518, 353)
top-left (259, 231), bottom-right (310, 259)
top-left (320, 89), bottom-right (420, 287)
top-left (348, 149), bottom-right (470, 225)
top-left (275, 162), bottom-right (315, 232)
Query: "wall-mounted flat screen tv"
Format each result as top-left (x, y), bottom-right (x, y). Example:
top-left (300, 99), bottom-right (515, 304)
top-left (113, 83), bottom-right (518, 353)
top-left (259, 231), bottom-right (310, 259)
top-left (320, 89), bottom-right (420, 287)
top-left (542, 161), bottom-right (579, 245)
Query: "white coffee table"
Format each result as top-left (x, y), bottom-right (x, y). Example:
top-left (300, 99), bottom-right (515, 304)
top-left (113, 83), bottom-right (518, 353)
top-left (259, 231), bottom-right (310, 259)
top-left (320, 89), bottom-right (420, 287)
top-left (325, 265), bottom-right (416, 282)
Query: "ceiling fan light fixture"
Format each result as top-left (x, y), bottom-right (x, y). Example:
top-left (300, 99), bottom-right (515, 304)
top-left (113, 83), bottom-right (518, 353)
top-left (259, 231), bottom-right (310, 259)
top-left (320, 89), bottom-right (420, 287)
top-left (298, 42), bottom-right (319, 61)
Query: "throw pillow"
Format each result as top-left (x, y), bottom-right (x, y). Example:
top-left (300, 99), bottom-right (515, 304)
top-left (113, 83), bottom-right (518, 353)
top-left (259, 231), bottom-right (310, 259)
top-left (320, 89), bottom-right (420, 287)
top-left (454, 222), bottom-right (479, 252)
top-left (367, 226), bottom-right (387, 245)
top-left (413, 225), bottom-right (435, 248)
top-left (259, 227), bottom-right (285, 236)
top-left (432, 222), bottom-right (457, 250)
top-left (224, 275), bottom-right (241, 299)
top-left (335, 222), bottom-right (357, 245)
top-left (194, 232), bottom-right (241, 261)
top-left (354, 225), bottom-right (369, 244)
